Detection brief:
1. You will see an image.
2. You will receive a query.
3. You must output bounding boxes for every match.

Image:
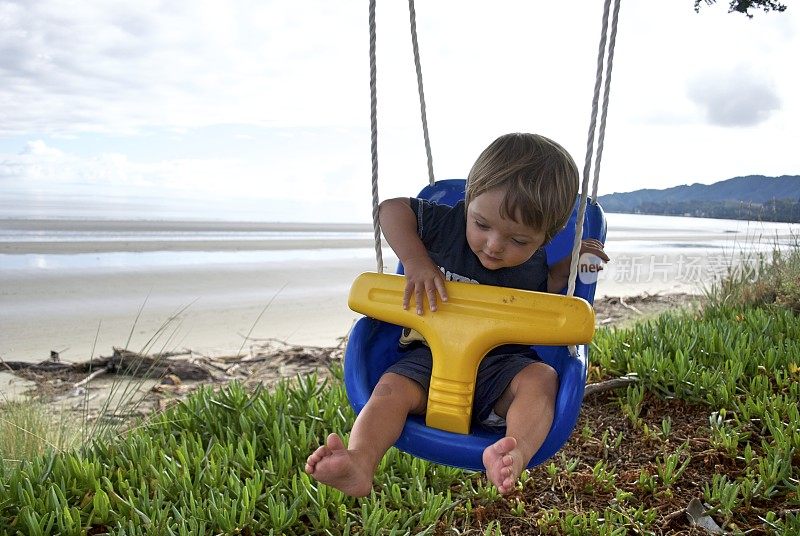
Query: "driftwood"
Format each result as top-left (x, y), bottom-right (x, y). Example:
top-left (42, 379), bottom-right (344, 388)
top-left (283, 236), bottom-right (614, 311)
top-left (73, 368), bottom-right (110, 389)
top-left (4, 337), bottom-right (635, 419)
top-left (618, 297), bottom-right (643, 315)
top-left (584, 374), bottom-right (639, 396)
top-left (1, 347), bottom-right (211, 381)
top-left (2, 340), bottom-right (344, 403)
top-left (5, 344), bottom-right (636, 393)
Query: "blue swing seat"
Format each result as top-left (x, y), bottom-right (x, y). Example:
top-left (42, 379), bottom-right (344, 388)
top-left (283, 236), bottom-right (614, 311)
top-left (344, 179), bottom-right (607, 471)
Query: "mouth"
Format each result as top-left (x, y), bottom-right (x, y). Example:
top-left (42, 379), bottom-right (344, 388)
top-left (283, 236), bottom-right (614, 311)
top-left (481, 252), bottom-right (502, 262)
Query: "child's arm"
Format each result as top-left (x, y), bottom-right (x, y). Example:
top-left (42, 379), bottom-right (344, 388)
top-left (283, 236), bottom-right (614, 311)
top-left (547, 239), bottom-right (609, 294)
top-left (379, 198), bottom-right (448, 314)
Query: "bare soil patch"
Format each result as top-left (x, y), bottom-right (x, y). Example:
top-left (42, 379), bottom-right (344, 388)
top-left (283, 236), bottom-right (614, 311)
top-left (466, 391), bottom-right (794, 535)
top-left (593, 292), bottom-right (700, 328)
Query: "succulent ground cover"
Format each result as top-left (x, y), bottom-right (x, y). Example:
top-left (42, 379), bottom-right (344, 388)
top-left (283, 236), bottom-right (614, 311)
top-left (0, 247), bottom-right (798, 534)
top-left (1, 300), bottom-right (797, 534)
top-left (469, 304), bottom-right (799, 535)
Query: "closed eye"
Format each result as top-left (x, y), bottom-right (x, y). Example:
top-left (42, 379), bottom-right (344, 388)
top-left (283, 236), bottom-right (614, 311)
top-left (475, 221), bottom-right (489, 230)
top-left (512, 238), bottom-right (528, 246)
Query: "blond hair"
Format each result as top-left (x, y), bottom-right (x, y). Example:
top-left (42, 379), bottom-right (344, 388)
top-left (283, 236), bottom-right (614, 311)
top-left (465, 133), bottom-right (579, 242)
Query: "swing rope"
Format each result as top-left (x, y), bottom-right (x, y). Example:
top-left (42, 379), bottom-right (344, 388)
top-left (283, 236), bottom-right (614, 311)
top-left (593, 0), bottom-right (621, 203)
top-left (368, 0), bottom-right (384, 273)
top-left (368, 0), bottom-right (620, 298)
top-left (566, 0), bottom-right (620, 354)
top-left (369, 0), bottom-right (435, 273)
top-left (408, 0), bottom-right (436, 187)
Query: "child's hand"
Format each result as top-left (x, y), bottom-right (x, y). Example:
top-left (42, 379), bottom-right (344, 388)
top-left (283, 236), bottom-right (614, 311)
top-left (402, 256), bottom-right (448, 314)
top-left (580, 239), bottom-right (610, 265)
top-left (547, 239), bottom-right (609, 293)
top-left (551, 240), bottom-right (609, 275)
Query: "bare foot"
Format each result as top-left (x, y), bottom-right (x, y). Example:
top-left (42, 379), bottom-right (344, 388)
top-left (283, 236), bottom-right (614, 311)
top-left (482, 436), bottom-right (525, 494)
top-left (305, 433), bottom-right (374, 497)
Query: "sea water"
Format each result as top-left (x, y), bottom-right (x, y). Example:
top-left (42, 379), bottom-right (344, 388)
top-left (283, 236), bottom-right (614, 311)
top-left (1, 213), bottom-right (797, 273)
top-left (1, 212), bottom-right (798, 361)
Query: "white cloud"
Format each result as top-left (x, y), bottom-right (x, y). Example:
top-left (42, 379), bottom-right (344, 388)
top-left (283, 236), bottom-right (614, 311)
top-left (687, 67), bottom-right (781, 127)
top-left (0, 1), bottom-right (368, 136)
top-left (20, 140), bottom-right (64, 157)
top-left (0, 1), bottom-right (798, 218)
top-left (0, 133), bottom-right (379, 221)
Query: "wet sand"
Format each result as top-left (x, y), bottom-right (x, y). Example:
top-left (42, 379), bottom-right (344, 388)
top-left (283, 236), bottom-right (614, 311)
top-left (1, 256), bottom-right (376, 363)
top-left (0, 250), bottom-right (707, 363)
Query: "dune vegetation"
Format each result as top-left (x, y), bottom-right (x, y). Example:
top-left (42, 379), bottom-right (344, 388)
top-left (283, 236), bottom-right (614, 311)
top-left (0, 245), bottom-right (798, 535)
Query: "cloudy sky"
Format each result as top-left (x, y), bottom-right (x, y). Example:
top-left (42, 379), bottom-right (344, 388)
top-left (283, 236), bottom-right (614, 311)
top-left (0, 1), bottom-right (797, 222)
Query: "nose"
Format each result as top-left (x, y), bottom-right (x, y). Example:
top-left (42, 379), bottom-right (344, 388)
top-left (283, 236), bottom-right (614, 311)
top-left (486, 234), bottom-right (504, 254)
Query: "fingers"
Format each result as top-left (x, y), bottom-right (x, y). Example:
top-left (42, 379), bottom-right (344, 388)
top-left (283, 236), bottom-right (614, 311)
top-left (403, 281), bottom-right (412, 310)
top-left (416, 283), bottom-right (426, 315)
top-left (434, 277), bottom-right (448, 305)
top-left (593, 249), bottom-right (611, 262)
top-left (582, 239), bottom-right (610, 262)
top-left (421, 278), bottom-right (445, 314)
top-left (403, 276), bottom-right (447, 314)
top-left (402, 279), bottom-right (432, 314)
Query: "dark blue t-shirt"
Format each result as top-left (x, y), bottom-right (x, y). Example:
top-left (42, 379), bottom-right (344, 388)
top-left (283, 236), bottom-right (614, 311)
top-left (410, 198), bottom-right (549, 292)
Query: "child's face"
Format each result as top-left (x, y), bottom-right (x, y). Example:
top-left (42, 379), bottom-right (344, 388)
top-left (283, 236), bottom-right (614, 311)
top-left (466, 187), bottom-right (546, 270)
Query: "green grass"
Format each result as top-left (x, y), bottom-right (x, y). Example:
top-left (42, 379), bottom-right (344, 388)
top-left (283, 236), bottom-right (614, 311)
top-left (0, 372), bottom-right (468, 535)
top-left (704, 235), bottom-right (800, 312)
top-left (0, 400), bottom-right (80, 469)
top-left (1, 245), bottom-right (798, 534)
top-left (0, 304), bottom-right (186, 471)
top-left (588, 306), bottom-right (799, 528)
top-left (1, 300), bottom-right (798, 534)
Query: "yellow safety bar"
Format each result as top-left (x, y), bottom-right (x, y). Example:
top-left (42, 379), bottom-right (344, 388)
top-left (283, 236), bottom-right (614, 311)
top-left (348, 272), bottom-right (595, 434)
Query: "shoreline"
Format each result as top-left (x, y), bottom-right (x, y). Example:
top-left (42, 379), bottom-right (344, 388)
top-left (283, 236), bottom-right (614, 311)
top-left (0, 219), bottom-right (373, 232)
top-left (5, 233), bottom-right (798, 255)
top-left (5, 211), bottom-right (787, 364)
top-left (0, 239), bottom-right (381, 255)
top-left (1, 291), bottom-right (699, 409)
top-left (1, 288), bottom-right (700, 366)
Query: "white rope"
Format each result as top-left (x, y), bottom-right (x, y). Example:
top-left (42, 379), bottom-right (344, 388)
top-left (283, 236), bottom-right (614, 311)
top-left (408, 0), bottom-right (435, 186)
top-left (568, 0), bottom-right (612, 298)
top-left (592, 0), bottom-right (621, 203)
top-left (567, 0), bottom-right (617, 355)
top-left (366, 0), bottom-right (620, 310)
top-left (369, 0), bottom-right (384, 273)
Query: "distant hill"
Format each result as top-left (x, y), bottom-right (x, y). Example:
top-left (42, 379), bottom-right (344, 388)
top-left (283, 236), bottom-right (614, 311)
top-left (597, 175), bottom-right (800, 223)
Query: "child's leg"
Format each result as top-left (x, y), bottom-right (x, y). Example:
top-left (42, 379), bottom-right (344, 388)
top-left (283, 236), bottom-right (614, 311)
top-left (482, 362), bottom-right (557, 494)
top-left (305, 372), bottom-right (426, 497)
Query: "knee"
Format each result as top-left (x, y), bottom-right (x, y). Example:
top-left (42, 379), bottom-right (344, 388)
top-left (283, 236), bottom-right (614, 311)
top-left (514, 362), bottom-right (558, 401)
top-left (373, 373), bottom-right (427, 414)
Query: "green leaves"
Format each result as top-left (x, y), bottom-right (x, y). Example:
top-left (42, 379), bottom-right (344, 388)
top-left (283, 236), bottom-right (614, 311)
top-left (588, 301), bottom-right (800, 530)
top-left (1, 292), bottom-right (798, 534)
top-left (0, 373), bottom-right (464, 534)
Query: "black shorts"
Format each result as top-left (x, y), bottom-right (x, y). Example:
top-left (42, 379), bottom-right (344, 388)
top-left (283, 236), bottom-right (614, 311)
top-left (385, 343), bottom-right (542, 431)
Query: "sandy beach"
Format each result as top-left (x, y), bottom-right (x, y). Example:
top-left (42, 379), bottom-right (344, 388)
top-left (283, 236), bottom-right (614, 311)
top-left (0, 219), bottom-right (378, 254)
top-left (1, 254), bottom-right (377, 363)
top-left (2, 215), bottom-right (798, 364)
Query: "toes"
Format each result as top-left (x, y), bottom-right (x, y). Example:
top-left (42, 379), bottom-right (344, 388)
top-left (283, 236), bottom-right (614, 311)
top-left (309, 446), bottom-right (330, 462)
top-left (490, 457), bottom-right (507, 475)
top-left (305, 455), bottom-right (320, 473)
top-left (326, 433), bottom-right (346, 451)
top-left (306, 442), bottom-right (335, 474)
top-left (492, 436), bottom-right (517, 455)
